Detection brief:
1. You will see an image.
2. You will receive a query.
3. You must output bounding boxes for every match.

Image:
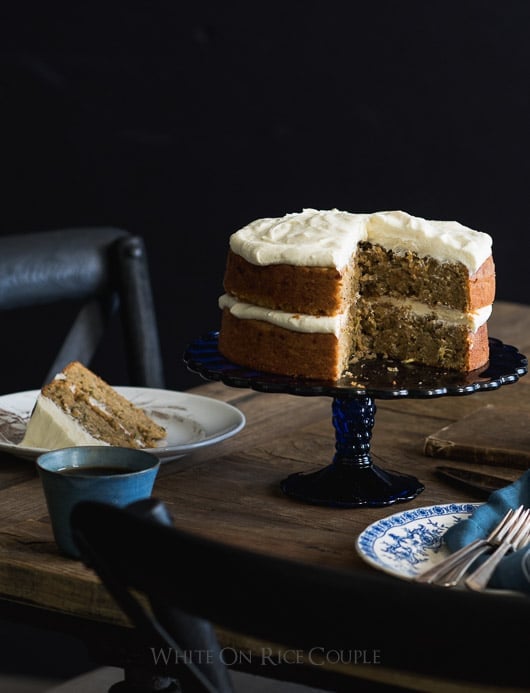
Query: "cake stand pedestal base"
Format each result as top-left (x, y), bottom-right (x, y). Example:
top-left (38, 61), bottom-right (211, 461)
top-left (280, 464), bottom-right (424, 508)
top-left (280, 396), bottom-right (424, 508)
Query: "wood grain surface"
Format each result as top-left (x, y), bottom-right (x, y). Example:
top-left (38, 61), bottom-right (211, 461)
top-left (0, 300), bottom-right (528, 633)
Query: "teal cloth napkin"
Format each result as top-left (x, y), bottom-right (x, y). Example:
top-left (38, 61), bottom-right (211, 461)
top-left (444, 469), bottom-right (530, 592)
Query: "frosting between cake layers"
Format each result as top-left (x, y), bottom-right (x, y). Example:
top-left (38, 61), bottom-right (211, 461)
top-left (219, 293), bottom-right (349, 336)
top-left (229, 209), bottom-right (493, 274)
top-left (219, 294), bottom-right (492, 335)
top-left (377, 297), bottom-right (492, 332)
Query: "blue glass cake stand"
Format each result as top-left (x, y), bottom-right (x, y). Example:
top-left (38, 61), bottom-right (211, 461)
top-left (183, 334), bottom-right (527, 508)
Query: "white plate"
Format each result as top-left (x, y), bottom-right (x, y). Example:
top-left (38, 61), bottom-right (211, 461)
top-left (0, 387), bottom-right (246, 463)
top-left (355, 502), bottom-right (481, 580)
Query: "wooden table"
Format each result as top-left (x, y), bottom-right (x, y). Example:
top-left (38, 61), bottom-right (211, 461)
top-left (1, 300), bottom-right (530, 691)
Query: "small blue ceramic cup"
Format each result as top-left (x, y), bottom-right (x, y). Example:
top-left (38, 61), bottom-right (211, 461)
top-left (37, 446), bottom-right (160, 559)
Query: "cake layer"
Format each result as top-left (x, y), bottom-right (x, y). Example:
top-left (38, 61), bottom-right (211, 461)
top-left (358, 243), bottom-right (495, 311)
top-left (353, 301), bottom-right (490, 371)
top-left (218, 308), bottom-right (350, 380)
top-left (224, 246), bottom-right (494, 314)
top-left (219, 306), bottom-right (489, 378)
top-left (223, 250), bottom-right (355, 315)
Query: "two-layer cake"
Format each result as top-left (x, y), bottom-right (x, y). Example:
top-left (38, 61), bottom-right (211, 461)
top-left (218, 209), bottom-right (495, 380)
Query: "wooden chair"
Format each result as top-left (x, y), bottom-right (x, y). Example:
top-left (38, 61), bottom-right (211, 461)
top-left (0, 227), bottom-right (168, 688)
top-left (70, 497), bottom-right (530, 693)
top-left (0, 227), bottom-right (164, 388)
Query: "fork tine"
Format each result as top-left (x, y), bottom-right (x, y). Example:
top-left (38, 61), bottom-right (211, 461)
top-left (512, 511), bottom-right (530, 549)
top-left (430, 506), bottom-right (524, 587)
top-left (414, 505), bottom-right (523, 584)
top-left (487, 506), bottom-right (518, 541)
top-left (516, 524), bottom-right (530, 550)
top-left (465, 508), bottom-right (530, 591)
top-left (503, 508), bottom-right (530, 545)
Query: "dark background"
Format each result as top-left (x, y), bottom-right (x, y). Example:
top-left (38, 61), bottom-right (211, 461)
top-left (1, 1), bottom-right (530, 395)
top-left (0, 0), bottom-right (530, 682)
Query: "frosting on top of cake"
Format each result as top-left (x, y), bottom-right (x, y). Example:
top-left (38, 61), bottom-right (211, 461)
top-left (230, 209), bottom-right (369, 268)
top-left (367, 211), bottom-right (492, 274)
top-left (229, 209), bottom-right (492, 274)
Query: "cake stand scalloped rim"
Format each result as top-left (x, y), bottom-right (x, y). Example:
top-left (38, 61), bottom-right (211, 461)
top-left (183, 333), bottom-right (528, 400)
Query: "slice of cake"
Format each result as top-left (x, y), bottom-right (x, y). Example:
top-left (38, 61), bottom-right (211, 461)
top-left (20, 361), bottom-right (167, 450)
top-left (218, 209), bottom-right (495, 380)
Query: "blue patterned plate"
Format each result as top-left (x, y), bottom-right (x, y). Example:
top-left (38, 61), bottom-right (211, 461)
top-left (356, 503), bottom-right (481, 579)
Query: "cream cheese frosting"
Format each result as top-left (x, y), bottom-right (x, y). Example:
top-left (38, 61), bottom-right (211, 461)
top-left (219, 294), bottom-right (491, 335)
top-left (375, 297), bottom-right (492, 332)
top-left (219, 293), bottom-right (348, 336)
top-left (230, 209), bottom-right (369, 268)
top-left (367, 211), bottom-right (492, 274)
top-left (229, 208), bottom-right (492, 274)
top-left (20, 396), bottom-right (109, 449)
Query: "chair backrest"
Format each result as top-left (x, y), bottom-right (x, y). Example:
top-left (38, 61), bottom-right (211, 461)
top-left (71, 498), bottom-right (530, 692)
top-left (0, 227), bottom-right (165, 388)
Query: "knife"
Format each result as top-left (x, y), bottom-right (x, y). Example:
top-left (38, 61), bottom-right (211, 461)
top-left (435, 466), bottom-right (517, 498)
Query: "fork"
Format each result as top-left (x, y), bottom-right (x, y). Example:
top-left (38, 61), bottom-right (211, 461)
top-left (427, 506), bottom-right (527, 588)
top-left (414, 505), bottom-right (524, 585)
top-left (465, 507), bottom-right (530, 591)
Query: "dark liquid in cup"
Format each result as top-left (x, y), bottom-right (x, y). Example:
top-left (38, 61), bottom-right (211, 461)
top-left (58, 466), bottom-right (131, 476)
